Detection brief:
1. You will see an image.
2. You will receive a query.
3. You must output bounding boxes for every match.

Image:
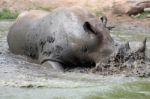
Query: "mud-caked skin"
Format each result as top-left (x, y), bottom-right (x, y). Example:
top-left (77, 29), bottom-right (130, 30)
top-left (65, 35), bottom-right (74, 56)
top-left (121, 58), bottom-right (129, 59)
top-left (7, 7), bottom-right (114, 71)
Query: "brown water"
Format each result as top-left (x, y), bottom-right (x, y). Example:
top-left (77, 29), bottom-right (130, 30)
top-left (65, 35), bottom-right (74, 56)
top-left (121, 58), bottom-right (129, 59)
top-left (0, 20), bottom-right (150, 99)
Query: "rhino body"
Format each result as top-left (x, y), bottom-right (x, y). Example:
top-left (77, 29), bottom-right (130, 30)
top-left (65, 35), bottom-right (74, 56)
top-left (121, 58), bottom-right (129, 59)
top-left (7, 7), bottom-right (114, 71)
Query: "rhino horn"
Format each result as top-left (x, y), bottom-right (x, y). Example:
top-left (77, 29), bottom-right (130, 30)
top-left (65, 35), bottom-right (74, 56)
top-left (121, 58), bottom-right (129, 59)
top-left (137, 37), bottom-right (147, 52)
top-left (125, 41), bottom-right (130, 50)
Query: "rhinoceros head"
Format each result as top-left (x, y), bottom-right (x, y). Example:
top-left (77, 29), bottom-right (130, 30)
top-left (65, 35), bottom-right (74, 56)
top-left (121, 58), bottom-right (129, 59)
top-left (83, 16), bottom-right (114, 61)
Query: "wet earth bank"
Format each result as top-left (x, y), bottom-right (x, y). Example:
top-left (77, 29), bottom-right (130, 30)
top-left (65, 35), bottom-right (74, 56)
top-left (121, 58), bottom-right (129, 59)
top-left (0, 20), bottom-right (150, 99)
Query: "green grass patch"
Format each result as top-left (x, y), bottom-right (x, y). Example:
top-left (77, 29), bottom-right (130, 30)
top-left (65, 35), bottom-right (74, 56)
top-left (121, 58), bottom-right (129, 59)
top-left (136, 11), bottom-right (150, 19)
top-left (112, 32), bottom-right (150, 41)
top-left (94, 10), bottom-right (104, 17)
top-left (105, 81), bottom-right (150, 99)
top-left (0, 9), bottom-right (19, 19)
top-left (85, 80), bottom-right (150, 99)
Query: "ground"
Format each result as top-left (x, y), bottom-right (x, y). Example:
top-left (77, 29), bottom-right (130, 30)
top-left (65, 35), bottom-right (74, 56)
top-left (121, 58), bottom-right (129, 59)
top-left (0, 0), bottom-right (150, 77)
top-left (0, 0), bottom-right (149, 29)
top-left (0, 1), bottom-right (150, 98)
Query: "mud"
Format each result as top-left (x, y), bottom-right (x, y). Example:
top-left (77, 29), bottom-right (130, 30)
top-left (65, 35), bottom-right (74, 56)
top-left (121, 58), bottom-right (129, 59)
top-left (0, 19), bottom-right (150, 77)
top-left (91, 39), bottom-right (150, 77)
top-left (0, 19), bottom-right (150, 99)
top-left (65, 18), bottom-right (150, 78)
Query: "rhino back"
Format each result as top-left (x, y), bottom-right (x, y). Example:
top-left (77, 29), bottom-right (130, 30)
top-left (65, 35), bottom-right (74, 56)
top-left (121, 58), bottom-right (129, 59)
top-left (7, 10), bottom-right (49, 58)
top-left (7, 8), bottom-right (92, 64)
top-left (37, 8), bottom-right (92, 63)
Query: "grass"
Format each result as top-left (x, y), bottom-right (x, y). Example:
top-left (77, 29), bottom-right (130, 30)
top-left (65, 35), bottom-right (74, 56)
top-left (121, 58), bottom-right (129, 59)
top-left (0, 9), bottom-right (19, 20)
top-left (104, 81), bottom-right (150, 99)
top-left (94, 10), bottom-right (104, 17)
top-left (136, 11), bottom-right (150, 19)
top-left (85, 80), bottom-right (150, 99)
top-left (0, 6), bottom-right (54, 20)
top-left (112, 32), bottom-right (150, 41)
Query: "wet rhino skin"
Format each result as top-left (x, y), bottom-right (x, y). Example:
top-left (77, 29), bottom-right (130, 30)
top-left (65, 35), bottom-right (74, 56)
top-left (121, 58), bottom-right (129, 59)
top-left (7, 7), bottom-right (114, 71)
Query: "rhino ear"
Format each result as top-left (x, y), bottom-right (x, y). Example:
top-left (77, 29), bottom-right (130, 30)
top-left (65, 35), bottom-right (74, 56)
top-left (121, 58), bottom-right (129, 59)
top-left (83, 22), bottom-right (96, 34)
top-left (100, 16), bottom-right (107, 27)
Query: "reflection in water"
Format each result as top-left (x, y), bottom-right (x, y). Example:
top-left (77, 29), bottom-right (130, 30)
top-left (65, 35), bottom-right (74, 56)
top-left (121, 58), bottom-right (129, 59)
top-left (0, 20), bottom-right (150, 99)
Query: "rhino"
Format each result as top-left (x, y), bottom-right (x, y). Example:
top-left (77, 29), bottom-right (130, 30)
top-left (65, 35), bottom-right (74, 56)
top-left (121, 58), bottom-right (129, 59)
top-left (7, 7), bottom-right (114, 71)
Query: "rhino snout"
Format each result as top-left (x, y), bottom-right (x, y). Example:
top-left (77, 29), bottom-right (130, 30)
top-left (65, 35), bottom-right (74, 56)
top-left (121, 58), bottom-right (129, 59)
top-left (100, 42), bottom-right (115, 57)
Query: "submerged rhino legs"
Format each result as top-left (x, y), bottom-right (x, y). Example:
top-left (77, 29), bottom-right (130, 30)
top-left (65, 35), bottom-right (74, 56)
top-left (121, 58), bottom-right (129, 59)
top-left (42, 61), bottom-right (64, 72)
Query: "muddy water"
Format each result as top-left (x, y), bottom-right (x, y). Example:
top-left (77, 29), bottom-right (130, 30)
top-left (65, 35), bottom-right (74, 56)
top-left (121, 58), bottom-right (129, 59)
top-left (0, 20), bottom-right (150, 99)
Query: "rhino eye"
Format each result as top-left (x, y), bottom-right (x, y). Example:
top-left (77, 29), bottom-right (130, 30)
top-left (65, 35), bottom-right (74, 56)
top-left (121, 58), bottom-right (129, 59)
top-left (82, 45), bottom-right (88, 53)
top-left (83, 22), bottom-right (96, 34)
